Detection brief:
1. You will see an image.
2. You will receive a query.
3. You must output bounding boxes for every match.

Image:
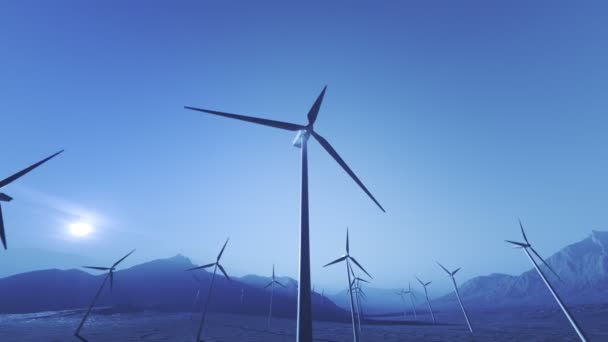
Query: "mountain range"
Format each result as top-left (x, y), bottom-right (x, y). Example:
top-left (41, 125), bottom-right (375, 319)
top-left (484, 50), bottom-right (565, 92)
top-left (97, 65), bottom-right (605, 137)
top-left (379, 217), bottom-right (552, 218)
top-left (0, 254), bottom-right (346, 321)
top-left (1, 231), bottom-right (606, 317)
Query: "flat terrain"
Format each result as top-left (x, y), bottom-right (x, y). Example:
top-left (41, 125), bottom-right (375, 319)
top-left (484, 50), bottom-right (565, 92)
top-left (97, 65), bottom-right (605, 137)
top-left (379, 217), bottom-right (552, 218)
top-left (1, 307), bottom-right (607, 341)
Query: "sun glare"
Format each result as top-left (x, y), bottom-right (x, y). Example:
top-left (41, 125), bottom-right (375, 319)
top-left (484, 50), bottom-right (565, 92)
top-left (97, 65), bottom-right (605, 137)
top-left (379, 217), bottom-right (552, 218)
top-left (69, 222), bottom-right (93, 237)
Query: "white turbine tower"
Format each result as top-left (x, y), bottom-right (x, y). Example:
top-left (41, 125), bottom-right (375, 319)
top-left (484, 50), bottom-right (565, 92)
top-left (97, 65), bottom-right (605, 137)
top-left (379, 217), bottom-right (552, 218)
top-left (506, 220), bottom-right (587, 342)
top-left (437, 262), bottom-right (473, 333)
top-left (416, 277), bottom-right (436, 324)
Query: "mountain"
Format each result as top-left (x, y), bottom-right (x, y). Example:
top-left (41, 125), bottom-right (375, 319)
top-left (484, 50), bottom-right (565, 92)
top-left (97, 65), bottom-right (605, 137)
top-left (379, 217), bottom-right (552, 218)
top-left (0, 254), bottom-right (348, 321)
top-left (433, 230), bottom-right (608, 309)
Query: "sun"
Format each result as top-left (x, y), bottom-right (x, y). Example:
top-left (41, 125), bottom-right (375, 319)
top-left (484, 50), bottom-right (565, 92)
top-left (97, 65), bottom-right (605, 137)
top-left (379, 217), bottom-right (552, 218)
top-left (69, 222), bottom-right (93, 237)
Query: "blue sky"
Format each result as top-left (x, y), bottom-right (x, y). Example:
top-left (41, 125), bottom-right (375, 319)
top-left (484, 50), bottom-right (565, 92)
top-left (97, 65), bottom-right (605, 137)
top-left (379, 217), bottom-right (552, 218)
top-left (1, 1), bottom-right (607, 294)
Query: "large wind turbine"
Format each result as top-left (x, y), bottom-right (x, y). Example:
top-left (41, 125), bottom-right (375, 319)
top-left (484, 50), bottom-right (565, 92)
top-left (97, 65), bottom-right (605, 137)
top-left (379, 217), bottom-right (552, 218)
top-left (187, 238), bottom-right (231, 342)
top-left (437, 262), bottom-right (473, 333)
top-left (75, 249), bottom-right (135, 341)
top-left (0, 150), bottom-right (63, 250)
top-left (324, 228), bottom-right (372, 342)
top-left (416, 277), bottom-right (436, 324)
top-left (185, 86), bottom-right (384, 341)
top-left (506, 220), bottom-right (587, 342)
top-left (265, 264), bottom-right (286, 329)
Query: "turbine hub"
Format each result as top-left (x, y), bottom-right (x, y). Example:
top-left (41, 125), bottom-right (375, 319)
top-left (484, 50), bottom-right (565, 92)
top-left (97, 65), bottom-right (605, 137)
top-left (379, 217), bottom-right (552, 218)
top-left (292, 129), bottom-right (310, 148)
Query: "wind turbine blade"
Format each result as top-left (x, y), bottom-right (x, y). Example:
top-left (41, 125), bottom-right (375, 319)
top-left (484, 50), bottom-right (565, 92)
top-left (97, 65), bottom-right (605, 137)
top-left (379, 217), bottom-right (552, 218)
top-left (217, 238), bottom-right (229, 261)
top-left (505, 240), bottom-right (528, 248)
top-left (276, 281), bottom-right (286, 288)
top-left (425, 281), bottom-right (432, 286)
top-left (82, 266), bottom-right (111, 271)
top-left (519, 218), bottom-right (529, 244)
top-left (272, 264), bottom-right (275, 280)
top-left (0, 204), bottom-right (5, 250)
top-left (217, 264), bottom-right (231, 281)
top-left (530, 246), bottom-right (563, 282)
top-left (349, 256), bottom-right (372, 279)
top-left (187, 263), bottom-right (216, 271)
top-left (264, 282), bottom-right (273, 289)
top-left (452, 267), bottom-right (461, 276)
top-left (436, 262), bottom-right (450, 275)
top-left (184, 106), bottom-right (305, 131)
top-left (307, 86), bottom-right (327, 126)
top-left (310, 131), bottom-right (385, 212)
top-left (416, 277), bottom-right (425, 286)
top-left (356, 277), bottom-right (370, 283)
top-left (346, 228), bottom-right (350, 254)
top-left (0, 150), bottom-right (64, 189)
top-left (323, 255), bottom-right (347, 267)
top-left (113, 249), bottom-right (135, 268)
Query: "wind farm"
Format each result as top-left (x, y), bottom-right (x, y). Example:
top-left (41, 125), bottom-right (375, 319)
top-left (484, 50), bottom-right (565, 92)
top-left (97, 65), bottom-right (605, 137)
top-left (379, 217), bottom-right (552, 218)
top-left (2, 1), bottom-right (608, 342)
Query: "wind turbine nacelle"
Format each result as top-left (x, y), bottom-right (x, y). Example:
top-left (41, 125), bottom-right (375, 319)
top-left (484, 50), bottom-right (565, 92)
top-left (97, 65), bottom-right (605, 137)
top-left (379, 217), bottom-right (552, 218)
top-left (0, 193), bottom-right (13, 202)
top-left (292, 130), bottom-right (309, 148)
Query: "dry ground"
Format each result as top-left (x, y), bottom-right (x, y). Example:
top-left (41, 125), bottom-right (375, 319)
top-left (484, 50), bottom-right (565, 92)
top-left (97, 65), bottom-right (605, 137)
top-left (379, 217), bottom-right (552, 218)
top-left (1, 308), bottom-right (606, 341)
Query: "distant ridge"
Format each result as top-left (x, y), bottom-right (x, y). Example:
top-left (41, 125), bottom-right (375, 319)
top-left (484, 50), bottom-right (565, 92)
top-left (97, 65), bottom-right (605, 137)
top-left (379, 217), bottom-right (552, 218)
top-left (0, 254), bottom-right (346, 321)
top-left (433, 230), bottom-right (608, 308)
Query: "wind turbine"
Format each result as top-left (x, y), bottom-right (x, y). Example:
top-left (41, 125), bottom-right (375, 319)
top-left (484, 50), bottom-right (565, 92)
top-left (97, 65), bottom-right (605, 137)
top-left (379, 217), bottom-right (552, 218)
top-left (416, 277), bottom-right (436, 324)
top-left (404, 281), bottom-right (417, 320)
top-left (265, 264), bottom-right (286, 329)
top-left (74, 249), bottom-right (135, 341)
top-left (324, 228), bottom-right (372, 342)
top-left (349, 266), bottom-right (370, 334)
top-left (437, 262), bottom-right (473, 333)
top-left (0, 150), bottom-right (63, 250)
top-left (187, 238), bottom-right (231, 342)
top-left (506, 220), bottom-right (587, 342)
top-left (395, 289), bottom-right (408, 321)
top-left (185, 86), bottom-right (384, 342)
top-left (190, 273), bottom-right (204, 320)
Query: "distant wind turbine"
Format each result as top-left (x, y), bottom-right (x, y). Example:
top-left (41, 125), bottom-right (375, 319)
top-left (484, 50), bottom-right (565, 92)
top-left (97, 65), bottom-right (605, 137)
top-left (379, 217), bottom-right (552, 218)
top-left (437, 262), bottom-right (473, 333)
top-left (185, 86), bottom-right (384, 342)
top-left (190, 273), bottom-right (204, 320)
top-left (187, 238), bottom-right (231, 342)
top-left (405, 281), bottom-right (417, 320)
top-left (349, 266), bottom-right (370, 334)
top-left (74, 249), bottom-right (135, 341)
top-left (324, 228), bottom-right (372, 342)
top-left (416, 276), bottom-right (436, 324)
top-left (506, 220), bottom-right (587, 342)
top-left (395, 289), bottom-right (408, 321)
top-left (265, 264), bottom-right (286, 329)
top-left (0, 150), bottom-right (63, 250)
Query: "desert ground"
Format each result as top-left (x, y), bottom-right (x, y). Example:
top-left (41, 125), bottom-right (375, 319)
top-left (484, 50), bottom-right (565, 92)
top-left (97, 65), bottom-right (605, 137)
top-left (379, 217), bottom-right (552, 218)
top-left (1, 306), bottom-right (607, 342)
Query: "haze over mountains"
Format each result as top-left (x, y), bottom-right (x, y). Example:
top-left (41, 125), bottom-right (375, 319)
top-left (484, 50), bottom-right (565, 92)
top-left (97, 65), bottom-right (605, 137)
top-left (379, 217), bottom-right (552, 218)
top-left (0, 231), bottom-right (606, 317)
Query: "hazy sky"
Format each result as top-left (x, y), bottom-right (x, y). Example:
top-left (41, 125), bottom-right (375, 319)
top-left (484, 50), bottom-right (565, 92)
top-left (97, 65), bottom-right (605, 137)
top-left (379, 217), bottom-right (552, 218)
top-left (1, 1), bottom-right (607, 294)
